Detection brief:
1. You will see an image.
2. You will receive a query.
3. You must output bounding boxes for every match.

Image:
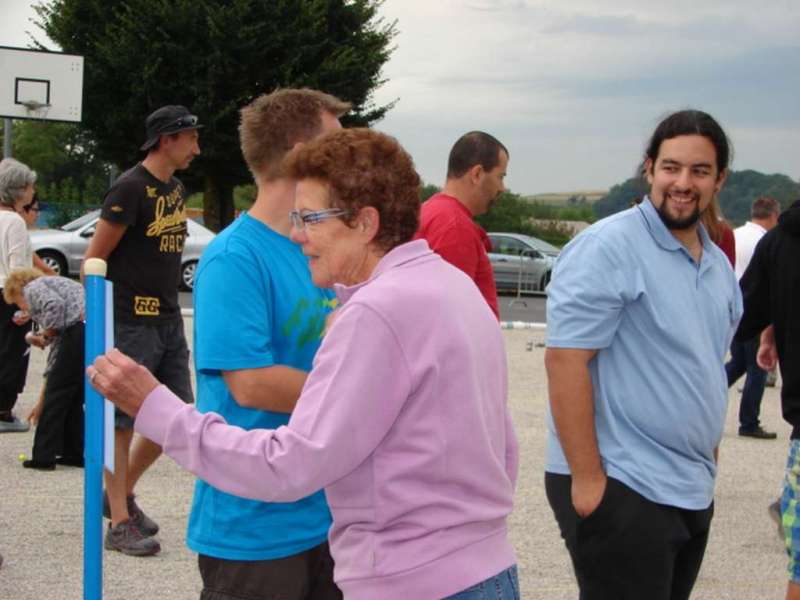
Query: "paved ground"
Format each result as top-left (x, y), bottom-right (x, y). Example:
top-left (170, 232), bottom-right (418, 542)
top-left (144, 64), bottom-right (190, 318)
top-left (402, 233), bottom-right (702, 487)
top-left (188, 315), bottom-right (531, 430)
top-left (0, 323), bottom-right (790, 599)
top-left (180, 291), bottom-right (550, 324)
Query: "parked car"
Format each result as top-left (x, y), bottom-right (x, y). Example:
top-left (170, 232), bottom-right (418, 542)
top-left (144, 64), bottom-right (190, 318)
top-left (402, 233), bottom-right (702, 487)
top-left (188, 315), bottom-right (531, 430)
top-left (29, 209), bottom-right (215, 291)
top-left (487, 232), bottom-right (560, 294)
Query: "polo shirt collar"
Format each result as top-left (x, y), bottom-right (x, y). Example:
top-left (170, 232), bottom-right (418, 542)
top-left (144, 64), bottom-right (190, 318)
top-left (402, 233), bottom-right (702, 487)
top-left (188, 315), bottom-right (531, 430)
top-left (637, 196), bottom-right (713, 257)
top-left (334, 239), bottom-right (434, 303)
top-left (434, 193), bottom-right (473, 219)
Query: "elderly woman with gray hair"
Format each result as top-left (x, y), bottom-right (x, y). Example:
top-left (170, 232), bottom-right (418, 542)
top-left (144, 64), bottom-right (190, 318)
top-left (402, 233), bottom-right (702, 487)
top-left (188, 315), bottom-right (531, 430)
top-left (0, 157), bottom-right (37, 432)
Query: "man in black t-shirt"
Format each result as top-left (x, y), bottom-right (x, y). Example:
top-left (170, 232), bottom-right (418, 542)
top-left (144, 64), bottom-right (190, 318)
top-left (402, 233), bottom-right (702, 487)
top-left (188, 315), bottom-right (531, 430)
top-left (84, 105), bottom-right (201, 556)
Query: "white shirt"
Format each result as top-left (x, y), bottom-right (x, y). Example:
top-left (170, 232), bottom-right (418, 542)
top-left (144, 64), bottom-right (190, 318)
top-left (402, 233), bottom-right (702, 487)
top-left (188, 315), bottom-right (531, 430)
top-left (0, 209), bottom-right (33, 289)
top-left (733, 221), bottom-right (767, 281)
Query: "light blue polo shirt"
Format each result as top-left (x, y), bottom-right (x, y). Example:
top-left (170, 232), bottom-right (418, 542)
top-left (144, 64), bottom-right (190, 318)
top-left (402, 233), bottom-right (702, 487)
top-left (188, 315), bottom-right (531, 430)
top-left (545, 197), bottom-right (742, 510)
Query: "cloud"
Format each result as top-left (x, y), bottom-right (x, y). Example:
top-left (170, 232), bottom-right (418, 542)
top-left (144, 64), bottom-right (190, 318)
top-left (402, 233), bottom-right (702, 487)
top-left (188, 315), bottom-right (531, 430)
top-left (371, 1), bottom-right (800, 191)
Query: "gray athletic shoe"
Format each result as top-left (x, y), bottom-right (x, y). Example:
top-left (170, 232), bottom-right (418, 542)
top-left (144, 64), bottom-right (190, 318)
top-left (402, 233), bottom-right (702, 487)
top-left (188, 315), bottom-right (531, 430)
top-left (0, 416), bottom-right (30, 433)
top-left (104, 520), bottom-right (161, 557)
top-left (103, 492), bottom-right (159, 537)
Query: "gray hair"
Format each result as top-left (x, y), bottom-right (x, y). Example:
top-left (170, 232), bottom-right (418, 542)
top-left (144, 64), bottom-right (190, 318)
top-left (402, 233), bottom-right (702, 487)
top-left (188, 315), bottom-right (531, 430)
top-left (0, 158), bottom-right (37, 207)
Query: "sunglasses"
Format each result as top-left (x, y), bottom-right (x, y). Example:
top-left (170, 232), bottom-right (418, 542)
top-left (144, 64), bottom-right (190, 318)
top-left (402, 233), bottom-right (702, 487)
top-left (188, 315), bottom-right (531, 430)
top-left (170, 115), bottom-right (199, 129)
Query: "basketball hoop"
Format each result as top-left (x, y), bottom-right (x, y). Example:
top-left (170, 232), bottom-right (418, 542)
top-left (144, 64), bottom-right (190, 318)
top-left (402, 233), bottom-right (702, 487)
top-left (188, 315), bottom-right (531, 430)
top-left (21, 100), bottom-right (52, 120)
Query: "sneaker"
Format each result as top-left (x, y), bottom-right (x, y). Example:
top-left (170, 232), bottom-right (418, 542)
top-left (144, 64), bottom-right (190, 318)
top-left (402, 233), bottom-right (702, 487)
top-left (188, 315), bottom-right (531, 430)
top-left (0, 416), bottom-right (30, 433)
top-left (769, 499), bottom-right (783, 540)
top-left (103, 492), bottom-right (159, 537)
top-left (104, 520), bottom-right (160, 556)
top-left (56, 456), bottom-right (84, 468)
top-left (22, 459), bottom-right (56, 471)
top-left (739, 426), bottom-right (778, 439)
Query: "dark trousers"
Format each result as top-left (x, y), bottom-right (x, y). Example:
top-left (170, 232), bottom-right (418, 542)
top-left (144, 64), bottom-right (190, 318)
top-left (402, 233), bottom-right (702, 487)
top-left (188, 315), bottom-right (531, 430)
top-left (725, 337), bottom-right (768, 431)
top-left (198, 541), bottom-right (342, 600)
top-left (0, 297), bottom-right (32, 414)
top-left (32, 322), bottom-right (84, 462)
top-left (545, 472), bottom-right (714, 600)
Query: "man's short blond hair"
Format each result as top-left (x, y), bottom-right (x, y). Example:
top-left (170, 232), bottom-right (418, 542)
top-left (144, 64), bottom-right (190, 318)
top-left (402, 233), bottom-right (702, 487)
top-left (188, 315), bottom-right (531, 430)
top-left (2, 267), bottom-right (44, 305)
top-left (239, 88), bottom-right (351, 181)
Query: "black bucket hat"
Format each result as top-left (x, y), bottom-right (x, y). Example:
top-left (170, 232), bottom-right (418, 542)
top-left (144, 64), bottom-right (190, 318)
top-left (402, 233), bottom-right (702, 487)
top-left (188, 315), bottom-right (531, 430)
top-left (140, 105), bottom-right (203, 151)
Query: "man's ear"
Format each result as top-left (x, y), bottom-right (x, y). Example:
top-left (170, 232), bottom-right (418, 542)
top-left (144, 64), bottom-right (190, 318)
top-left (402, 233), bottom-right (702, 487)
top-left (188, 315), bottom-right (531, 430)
top-left (714, 169), bottom-right (728, 194)
top-left (643, 158), bottom-right (655, 186)
top-left (468, 164), bottom-right (484, 185)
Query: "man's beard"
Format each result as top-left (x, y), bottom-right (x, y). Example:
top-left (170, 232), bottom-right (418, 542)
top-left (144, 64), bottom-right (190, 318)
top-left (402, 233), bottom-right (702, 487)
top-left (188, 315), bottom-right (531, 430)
top-left (656, 197), bottom-right (702, 230)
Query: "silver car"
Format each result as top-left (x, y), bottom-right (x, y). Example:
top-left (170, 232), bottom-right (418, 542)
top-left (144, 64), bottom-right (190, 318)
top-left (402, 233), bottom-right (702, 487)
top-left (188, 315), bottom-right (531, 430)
top-left (487, 232), bottom-right (560, 294)
top-left (29, 209), bottom-right (215, 291)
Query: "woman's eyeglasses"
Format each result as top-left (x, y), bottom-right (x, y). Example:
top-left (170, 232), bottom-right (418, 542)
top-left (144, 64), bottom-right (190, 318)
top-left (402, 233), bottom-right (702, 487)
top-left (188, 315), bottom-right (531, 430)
top-left (289, 208), bottom-right (349, 230)
top-left (22, 202), bottom-right (40, 213)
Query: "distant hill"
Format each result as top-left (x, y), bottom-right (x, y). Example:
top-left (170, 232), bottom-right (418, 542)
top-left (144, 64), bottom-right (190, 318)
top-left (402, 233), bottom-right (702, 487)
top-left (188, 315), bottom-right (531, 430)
top-left (593, 170), bottom-right (800, 224)
top-left (523, 191), bottom-right (607, 206)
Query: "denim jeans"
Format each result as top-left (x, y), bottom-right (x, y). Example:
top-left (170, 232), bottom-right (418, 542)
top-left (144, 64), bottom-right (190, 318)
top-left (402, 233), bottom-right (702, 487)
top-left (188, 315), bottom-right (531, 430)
top-left (725, 337), bottom-right (768, 431)
top-left (443, 565), bottom-right (520, 599)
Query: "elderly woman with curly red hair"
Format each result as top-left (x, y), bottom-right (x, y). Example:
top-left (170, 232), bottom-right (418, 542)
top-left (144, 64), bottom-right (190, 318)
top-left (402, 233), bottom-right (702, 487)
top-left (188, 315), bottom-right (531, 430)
top-left (89, 128), bottom-right (520, 599)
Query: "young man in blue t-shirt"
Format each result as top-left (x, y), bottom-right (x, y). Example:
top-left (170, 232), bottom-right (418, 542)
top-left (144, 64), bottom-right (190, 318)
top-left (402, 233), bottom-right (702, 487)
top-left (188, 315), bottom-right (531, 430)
top-left (189, 89), bottom-right (350, 599)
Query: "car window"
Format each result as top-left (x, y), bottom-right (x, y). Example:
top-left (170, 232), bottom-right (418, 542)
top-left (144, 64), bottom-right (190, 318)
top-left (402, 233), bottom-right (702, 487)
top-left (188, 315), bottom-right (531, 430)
top-left (526, 236), bottom-right (560, 253)
top-left (61, 210), bottom-right (101, 232)
top-left (491, 237), bottom-right (529, 256)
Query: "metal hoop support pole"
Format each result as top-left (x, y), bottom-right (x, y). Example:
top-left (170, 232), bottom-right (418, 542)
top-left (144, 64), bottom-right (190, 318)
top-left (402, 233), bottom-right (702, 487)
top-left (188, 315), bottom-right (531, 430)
top-left (83, 258), bottom-right (107, 600)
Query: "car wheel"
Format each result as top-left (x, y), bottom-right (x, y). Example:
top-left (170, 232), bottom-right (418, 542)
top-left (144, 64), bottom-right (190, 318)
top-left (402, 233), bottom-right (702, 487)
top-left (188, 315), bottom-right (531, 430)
top-left (180, 260), bottom-right (198, 291)
top-left (38, 250), bottom-right (68, 277)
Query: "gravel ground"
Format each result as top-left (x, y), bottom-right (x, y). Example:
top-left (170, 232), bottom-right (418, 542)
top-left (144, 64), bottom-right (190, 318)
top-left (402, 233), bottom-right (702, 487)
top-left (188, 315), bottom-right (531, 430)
top-left (0, 324), bottom-right (790, 599)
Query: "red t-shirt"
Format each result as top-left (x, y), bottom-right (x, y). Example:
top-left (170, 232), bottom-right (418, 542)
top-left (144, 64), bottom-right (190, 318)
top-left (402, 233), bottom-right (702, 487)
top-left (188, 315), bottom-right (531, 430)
top-left (716, 222), bottom-right (736, 269)
top-left (415, 193), bottom-right (499, 318)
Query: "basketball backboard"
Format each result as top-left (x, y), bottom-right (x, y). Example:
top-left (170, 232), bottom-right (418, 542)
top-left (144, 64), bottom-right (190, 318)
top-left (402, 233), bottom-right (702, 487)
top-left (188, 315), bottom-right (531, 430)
top-left (0, 45), bottom-right (83, 122)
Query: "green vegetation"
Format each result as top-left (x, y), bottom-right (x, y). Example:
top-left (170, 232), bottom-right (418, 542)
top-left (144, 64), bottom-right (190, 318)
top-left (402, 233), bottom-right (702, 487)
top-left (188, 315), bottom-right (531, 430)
top-left (35, 0), bottom-right (396, 231)
top-left (0, 120), bottom-right (108, 225)
top-left (524, 191), bottom-right (606, 206)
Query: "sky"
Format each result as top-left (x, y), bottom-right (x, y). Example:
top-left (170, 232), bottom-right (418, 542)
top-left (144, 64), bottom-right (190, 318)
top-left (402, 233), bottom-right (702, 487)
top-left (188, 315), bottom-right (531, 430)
top-left (2, 0), bottom-right (799, 194)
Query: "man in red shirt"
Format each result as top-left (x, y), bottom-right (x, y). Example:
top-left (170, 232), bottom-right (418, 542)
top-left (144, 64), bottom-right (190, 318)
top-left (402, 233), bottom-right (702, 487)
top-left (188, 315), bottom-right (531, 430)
top-left (416, 131), bottom-right (509, 318)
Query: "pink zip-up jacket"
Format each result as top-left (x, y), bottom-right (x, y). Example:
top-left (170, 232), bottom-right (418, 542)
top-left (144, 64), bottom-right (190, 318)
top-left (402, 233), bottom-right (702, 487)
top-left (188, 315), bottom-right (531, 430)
top-left (136, 240), bottom-right (519, 599)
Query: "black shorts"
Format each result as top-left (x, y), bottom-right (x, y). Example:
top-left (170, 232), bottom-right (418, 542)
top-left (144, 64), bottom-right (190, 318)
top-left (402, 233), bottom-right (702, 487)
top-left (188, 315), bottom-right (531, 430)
top-left (113, 318), bottom-right (194, 429)
top-left (198, 541), bottom-right (342, 600)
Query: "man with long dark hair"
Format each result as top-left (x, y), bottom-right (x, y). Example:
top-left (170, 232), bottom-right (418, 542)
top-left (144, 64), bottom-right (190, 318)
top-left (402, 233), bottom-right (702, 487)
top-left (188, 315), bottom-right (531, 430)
top-left (545, 109), bottom-right (742, 599)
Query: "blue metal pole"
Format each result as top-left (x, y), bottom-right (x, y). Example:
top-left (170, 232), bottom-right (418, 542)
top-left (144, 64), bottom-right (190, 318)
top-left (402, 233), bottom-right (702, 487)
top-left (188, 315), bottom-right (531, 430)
top-left (84, 258), bottom-right (107, 600)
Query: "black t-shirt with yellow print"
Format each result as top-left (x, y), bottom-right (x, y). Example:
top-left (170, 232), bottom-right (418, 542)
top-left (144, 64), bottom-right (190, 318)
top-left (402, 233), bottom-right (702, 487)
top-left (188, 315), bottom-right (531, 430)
top-left (101, 163), bottom-right (187, 323)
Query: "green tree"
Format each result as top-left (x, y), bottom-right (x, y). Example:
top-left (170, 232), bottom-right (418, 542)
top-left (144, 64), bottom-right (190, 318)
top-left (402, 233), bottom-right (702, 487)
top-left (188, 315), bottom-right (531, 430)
top-left (35, 0), bottom-right (396, 231)
top-left (718, 170), bottom-right (800, 225)
top-left (475, 191), bottom-right (572, 246)
top-left (11, 120), bottom-right (110, 219)
top-left (419, 182), bottom-right (440, 202)
top-left (593, 177), bottom-right (647, 218)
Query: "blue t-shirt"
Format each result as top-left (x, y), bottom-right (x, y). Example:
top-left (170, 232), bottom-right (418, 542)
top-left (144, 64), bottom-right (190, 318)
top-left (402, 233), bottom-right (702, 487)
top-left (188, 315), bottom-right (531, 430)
top-left (187, 213), bottom-right (335, 560)
top-left (545, 197), bottom-right (742, 510)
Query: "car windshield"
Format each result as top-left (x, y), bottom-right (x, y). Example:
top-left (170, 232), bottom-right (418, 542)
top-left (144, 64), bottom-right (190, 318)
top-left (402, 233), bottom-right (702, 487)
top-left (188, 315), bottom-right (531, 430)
top-left (524, 236), bottom-right (560, 253)
top-left (60, 210), bottom-right (100, 232)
